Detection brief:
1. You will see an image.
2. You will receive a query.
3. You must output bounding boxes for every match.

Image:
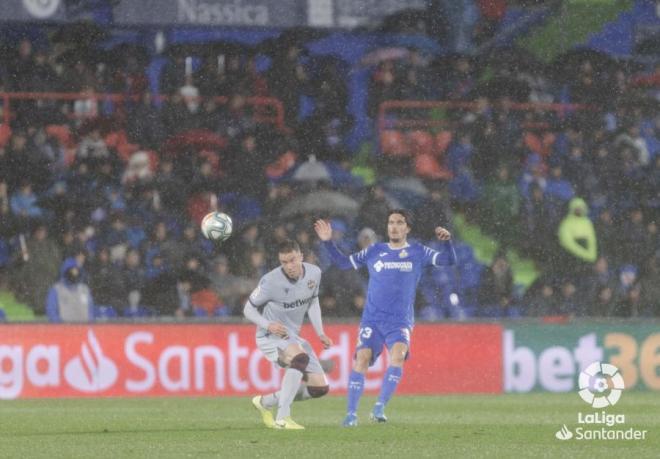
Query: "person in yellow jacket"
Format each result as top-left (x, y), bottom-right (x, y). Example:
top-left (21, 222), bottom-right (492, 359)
top-left (557, 197), bottom-right (598, 282)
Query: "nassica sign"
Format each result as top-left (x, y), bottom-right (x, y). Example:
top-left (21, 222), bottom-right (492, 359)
top-left (0, 324), bottom-right (502, 399)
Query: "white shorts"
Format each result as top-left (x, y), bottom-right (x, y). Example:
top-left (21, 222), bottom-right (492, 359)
top-left (256, 333), bottom-right (324, 375)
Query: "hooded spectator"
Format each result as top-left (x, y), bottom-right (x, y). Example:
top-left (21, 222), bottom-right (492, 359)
top-left (46, 258), bottom-right (94, 322)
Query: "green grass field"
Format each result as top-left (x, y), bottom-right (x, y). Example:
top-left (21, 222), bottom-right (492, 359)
top-left (0, 394), bottom-right (657, 458)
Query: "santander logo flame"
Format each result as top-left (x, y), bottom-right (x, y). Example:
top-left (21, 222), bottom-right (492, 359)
top-left (64, 330), bottom-right (118, 392)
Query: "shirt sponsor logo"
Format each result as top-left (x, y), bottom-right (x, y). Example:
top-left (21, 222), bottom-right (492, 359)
top-left (373, 260), bottom-right (413, 273)
top-left (282, 296), bottom-right (314, 309)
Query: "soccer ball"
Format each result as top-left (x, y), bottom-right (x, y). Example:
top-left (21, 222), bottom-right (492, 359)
top-left (201, 212), bottom-right (233, 242)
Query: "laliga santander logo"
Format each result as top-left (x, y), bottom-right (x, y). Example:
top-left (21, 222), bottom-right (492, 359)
top-left (64, 330), bottom-right (118, 392)
top-left (22, 0), bottom-right (61, 18)
top-left (578, 362), bottom-right (625, 408)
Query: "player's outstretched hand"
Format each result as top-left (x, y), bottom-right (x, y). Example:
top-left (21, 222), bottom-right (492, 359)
top-left (435, 226), bottom-right (452, 241)
top-left (314, 219), bottom-right (332, 241)
top-left (319, 334), bottom-right (333, 349)
top-left (268, 322), bottom-right (289, 338)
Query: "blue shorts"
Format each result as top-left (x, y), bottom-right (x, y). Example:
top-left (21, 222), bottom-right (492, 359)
top-left (355, 321), bottom-right (412, 366)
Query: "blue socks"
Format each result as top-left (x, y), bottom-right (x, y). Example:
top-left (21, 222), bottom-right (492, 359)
top-left (377, 366), bottom-right (403, 406)
top-left (346, 370), bottom-right (365, 415)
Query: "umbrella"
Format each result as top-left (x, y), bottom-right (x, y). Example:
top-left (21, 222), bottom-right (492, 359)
top-left (279, 191), bottom-right (359, 218)
top-left (383, 177), bottom-right (429, 197)
top-left (382, 177), bottom-right (429, 209)
top-left (162, 129), bottom-right (227, 155)
top-left (291, 158), bottom-right (332, 183)
top-left (51, 22), bottom-right (109, 46)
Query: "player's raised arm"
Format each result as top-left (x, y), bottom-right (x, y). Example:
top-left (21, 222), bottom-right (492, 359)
top-left (428, 225), bottom-right (457, 266)
top-left (314, 219), bottom-right (355, 270)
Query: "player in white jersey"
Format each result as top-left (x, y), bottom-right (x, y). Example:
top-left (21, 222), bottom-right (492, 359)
top-left (243, 239), bottom-right (332, 430)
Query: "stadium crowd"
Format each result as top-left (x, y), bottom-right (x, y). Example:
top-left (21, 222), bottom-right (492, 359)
top-left (0, 24), bottom-right (658, 322)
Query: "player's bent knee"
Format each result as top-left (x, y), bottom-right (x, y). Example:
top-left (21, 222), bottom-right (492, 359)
top-left (289, 353), bottom-right (310, 372)
top-left (307, 385), bottom-right (329, 398)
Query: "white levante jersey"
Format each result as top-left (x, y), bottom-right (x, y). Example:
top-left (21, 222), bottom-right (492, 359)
top-left (248, 262), bottom-right (321, 337)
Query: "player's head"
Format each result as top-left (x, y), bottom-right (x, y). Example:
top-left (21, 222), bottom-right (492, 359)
top-left (278, 239), bottom-right (304, 279)
top-left (387, 209), bottom-right (412, 244)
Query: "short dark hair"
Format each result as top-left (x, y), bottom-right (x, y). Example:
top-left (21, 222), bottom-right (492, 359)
top-left (277, 239), bottom-right (301, 254)
top-left (387, 209), bottom-right (413, 229)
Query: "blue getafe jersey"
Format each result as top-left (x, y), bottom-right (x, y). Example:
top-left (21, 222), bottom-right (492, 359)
top-left (347, 241), bottom-right (454, 328)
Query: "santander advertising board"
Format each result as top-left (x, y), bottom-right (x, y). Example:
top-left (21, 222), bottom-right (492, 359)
top-left (0, 324), bottom-right (502, 399)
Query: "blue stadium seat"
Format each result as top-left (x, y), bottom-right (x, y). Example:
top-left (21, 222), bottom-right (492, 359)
top-left (94, 305), bottom-right (118, 319)
top-left (122, 305), bottom-right (154, 318)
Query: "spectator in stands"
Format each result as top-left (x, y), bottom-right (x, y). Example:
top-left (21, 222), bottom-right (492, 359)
top-left (267, 41), bottom-right (311, 124)
top-left (524, 279), bottom-right (558, 316)
top-left (222, 132), bottom-right (268, 199)
top-left (594, 208), bottom-right (620, 264)
top-left (13, 223), bottom-right (61, 314)
top-left (215, 92), bottom-right (256, 140)
top-left (619, 207), bottom-right (651, 266)
top-left (0, 181), bottom-right (12, 230)
top-left (479, 164), bottom-right (520, 247)
top-left (591, 285), bottom-right (618, 317)
top-left (556, 197), bottom-right (598, 281)
top-left (208, 254), bottom-right (252, 313)
top-left (161, 93), bottom-right (196, 136)
top-left (477, 252), bottom-right (514, 316)
top-left (77, 127), bottom-right (109, 160)
top-left (5, 130), bottom-right (50, 192)
top-left (640, 255), bottom-right (660, 317)
top-left (10, 181), bottom-right (44, 222)
top-left (153, 158), bottom-right (187, 213)
top-left (120, 248), bottom-right (146, 302)
top-left (88, 246), bottom-right (125, 309)
top-left (545, 165), bottom-right (574, 203)
top-left (46, 257), bottom-right (94, 322)
top-left (609, 264), bottom-right (643, 317)
top-left (583, 255), bottom-right (616, 307)
top-left (561, 146), bottom-right (595, 198)
top-left (368, 60), bottom-right (404, 118)
top-left (126, 92), bottom-right (165, 149)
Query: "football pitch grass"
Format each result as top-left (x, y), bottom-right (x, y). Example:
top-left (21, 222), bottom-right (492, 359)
top-left (1, 394), bottom-right (657, 458)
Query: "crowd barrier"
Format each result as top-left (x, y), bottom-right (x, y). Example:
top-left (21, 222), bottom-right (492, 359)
top-left (0, 322), bottom-right (657, 399)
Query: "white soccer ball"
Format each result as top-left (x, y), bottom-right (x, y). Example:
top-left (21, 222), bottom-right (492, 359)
top-left (201, 212), bottom-right (233, 242)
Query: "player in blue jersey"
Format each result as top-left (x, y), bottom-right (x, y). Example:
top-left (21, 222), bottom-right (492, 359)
top-left (314, 209), bottom-right (455, 427)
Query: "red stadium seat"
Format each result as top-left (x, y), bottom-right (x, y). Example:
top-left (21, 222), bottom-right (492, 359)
top-left (45, 124), bottom-right (73, 148)
top-left (380, 130), bottom-right (409, 156)
top-left (415, 153), bottom-right (453, 180)
top-left (407, 130), bottom-right (434, 156)
top-left (434, 131), bottom-right (453, 157)
top-left (0, 124), bottom-right (11, 148)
